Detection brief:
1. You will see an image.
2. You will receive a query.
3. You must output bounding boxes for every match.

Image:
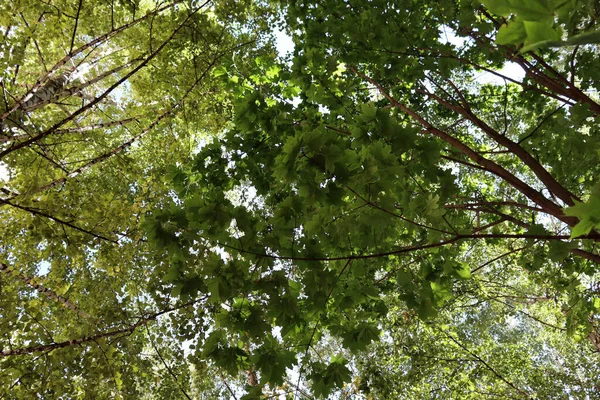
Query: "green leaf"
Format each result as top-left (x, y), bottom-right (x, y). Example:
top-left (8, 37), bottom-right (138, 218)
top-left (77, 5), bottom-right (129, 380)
top-left (507, 0), bottom-right (553, 20)
top-left (496, 21), bottom-right (527, 45)
top-left (548, 241), bottom-right (574, 262)
top-left (564, 195), bottom-right (600, 238)
top-left (212, 65), bottom-right (228, 78)
top-left (454, 263), bottom-right (472, 279)
top-left (202, 331), bottom-right (224, 357)
top-left (431, 281), bottom-right (453, 303)
top-left (252, 338), bottom-right (297, 386)
top-left (418, 301), bottom-right (438, 320)
top-left (523, 20), bottom-right (560, 44)
top-left (482, 0), bottom-right (511, 16)
top-left (360, 102), bottom-right (378, 122)
top-left (342, 323), bottom-right (380, 352)
top-left (326, 356), bottom-right (352, 387)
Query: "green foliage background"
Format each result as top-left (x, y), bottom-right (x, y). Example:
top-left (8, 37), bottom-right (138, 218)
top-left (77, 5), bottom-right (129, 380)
top-left (1, 0), bottom-right (600, 398)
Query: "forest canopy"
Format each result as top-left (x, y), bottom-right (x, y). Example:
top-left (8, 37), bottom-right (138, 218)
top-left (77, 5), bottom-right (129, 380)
top-left (1, 0), bottom-right (600, 398)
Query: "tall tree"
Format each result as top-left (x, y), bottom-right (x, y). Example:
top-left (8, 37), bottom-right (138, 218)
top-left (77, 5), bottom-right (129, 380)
top-left (0, 0), bottom-right (273, 398)
top-left (143, 0), bottom-right (600, 397)
top-left (2, 0), bottom-right (600, 398)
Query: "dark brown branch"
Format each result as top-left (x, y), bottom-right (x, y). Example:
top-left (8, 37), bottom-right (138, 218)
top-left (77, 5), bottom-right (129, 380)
top-left (471, 244), bottom-right (533, 274)
top-left (491, 297), bottom-right (566, 331)
top-left (444, 77), bottom-right (471, 110)
top-left (471, 217), bottom-right (508, 233)
top-left (295, 258), bottom-right (354, 398)
top-left (570, 248), bottom-right (600, 264)
top-left (69, 0), bottom-right (83, 55)
top-left (19, 12), bottom-right (49, 74)
top-left (219, 372), bottom-right (238, 399)
top-left (463, 19), bottom-right (600, 116)
top-left (345, 186), bottom-right (452, 234)
top-left (442, 154), bottom-right (495, 173)
top-left (526, 52), bottom-right (600, 115)
top-left (445, 201), bottom-right (544, 213)
top-left (421, 86), bottom-right (580, 206)
top-left (442, 330), bottom-right (533, 399)
top-left (219, 233), bottom-right (582, 263)
top-left (517, 104), bottom-right (566, 144)
top-left (0, 199), bottom-right (117, 243)
top-left (0, 297), bottom-right (205, 357)
top-left (324, 125), bottom-right (352, 136)
top-left (31, 146), bottom-right (69, 173)
top-left (351, 67), bottom-right (576, 226)
top-left (144, 324), bottom-right (192, 400)
top-left (52, 118), bottom-right (138, 134)
top-left (0, 261), bottom-right (93, 320)
top-left (0, 319), bottom-right (145, 357)
top-left (383, 46), bottom-right (575, 105)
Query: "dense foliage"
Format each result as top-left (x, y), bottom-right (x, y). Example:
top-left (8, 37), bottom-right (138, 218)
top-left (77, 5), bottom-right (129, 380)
top-left (1, 0), bottom-right (600, 398)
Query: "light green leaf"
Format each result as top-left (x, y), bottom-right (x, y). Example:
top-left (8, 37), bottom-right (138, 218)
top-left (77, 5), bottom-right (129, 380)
top-left (482, 0), bottom-right (511, 16)
top-left (523, 20), bottom-right (560, 44)
top-left (496, 21), bottom-right (527, 45)
top-left (507, 0), bottom-right (553, 20)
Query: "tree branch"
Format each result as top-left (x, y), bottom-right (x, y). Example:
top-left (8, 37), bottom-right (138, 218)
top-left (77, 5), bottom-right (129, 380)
top-left (218, 233), bottom-right (586, 263)
top-left (0, 297), bottom-right (205, 357)
top-left (441, 329), bottom-right (532, 399)
top-left (144, 324), bottom-right (192, 400)
top-left (69, 0), bottom-right (83, 55)
top-left (25, 38), bottom-right (255, 196)
top-left (0, 4), bottom-right (202, 159)
top-left (0, 198), bottom-right (117, 243)
top-left (0, 0), bottom-right (183, 123)
top-left (422, 86), bottom-right (580, 206)
top-left (351, 67), bottom-right (578, 227)
top-left (0, 261), bottom-right (93, 320)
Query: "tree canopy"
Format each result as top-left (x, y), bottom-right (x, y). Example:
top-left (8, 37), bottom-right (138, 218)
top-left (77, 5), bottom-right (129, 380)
top-left (1, 0), bottom-right (600, 398)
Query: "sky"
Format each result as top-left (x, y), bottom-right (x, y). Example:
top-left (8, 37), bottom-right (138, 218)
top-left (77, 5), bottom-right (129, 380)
top-left (274, 28), bottom-right (295, 58)
top-left (0, 162), bottom-right (8, 183)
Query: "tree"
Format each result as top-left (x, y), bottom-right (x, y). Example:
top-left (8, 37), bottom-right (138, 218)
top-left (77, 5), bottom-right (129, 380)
top-left (2, 0), bottom-right (600, 398)
top-left (143, 0), bottom-right (600, 397)
top-left (0, 0), bottom-right (272, 398)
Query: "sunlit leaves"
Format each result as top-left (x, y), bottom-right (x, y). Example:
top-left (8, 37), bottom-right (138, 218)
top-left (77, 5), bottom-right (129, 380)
top-left (565, 191), bottom-right (600, 238)
top-left (487, 0), bottom-right (598, 51)
top-left (5, 0), bottom-right (597, 398)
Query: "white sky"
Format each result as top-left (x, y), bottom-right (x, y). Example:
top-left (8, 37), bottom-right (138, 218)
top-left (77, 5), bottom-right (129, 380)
top-left (0, 162), bottom-right (8, 182)
top-left (274, 28), bottom-right (294, 57)
top-left (476, 62), bottom-right (525, 85)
